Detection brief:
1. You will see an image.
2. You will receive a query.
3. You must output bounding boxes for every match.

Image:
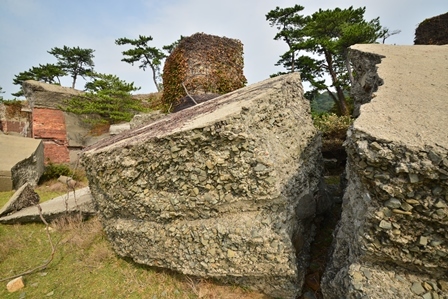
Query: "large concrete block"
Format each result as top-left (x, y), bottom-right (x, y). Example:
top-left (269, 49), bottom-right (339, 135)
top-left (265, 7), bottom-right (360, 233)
top-left (0, 134), bottom-right (44, 191)
top-left (322, 44), bottom-right (448, 299)
top-left (82, 73), bottom-right (325, 298)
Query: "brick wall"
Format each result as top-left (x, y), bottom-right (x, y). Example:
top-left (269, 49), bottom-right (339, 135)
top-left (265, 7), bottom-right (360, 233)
top-left (33, 108), bottom-right (70, 164)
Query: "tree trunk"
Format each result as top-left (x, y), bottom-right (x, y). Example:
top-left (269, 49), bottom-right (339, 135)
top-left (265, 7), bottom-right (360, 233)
top-left (72, 76), bottom-right (76, 89)
top-left (325, 50), bottom-right (349, 115)
top-left (336, 85), bottom-right (349, 115)
top-left (150, 64), bottom-right (160, 92)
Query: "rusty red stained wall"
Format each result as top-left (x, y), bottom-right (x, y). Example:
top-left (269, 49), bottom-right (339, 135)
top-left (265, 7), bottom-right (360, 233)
top-left (33, 108), bottom-right (70, 164)
top-left (0, 105), bottom-right (32, 137)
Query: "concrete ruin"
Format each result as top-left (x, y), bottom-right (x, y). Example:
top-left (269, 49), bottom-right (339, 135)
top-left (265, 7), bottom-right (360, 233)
top-left (415, 12), bottom-right (448, 45)
top-left (0, 101), bottom-right (32, 137)
top-left (21, 80), bottom-right (110, 164)
top-left (0, 183), bottom-right (39, 216)
top-left (0, 133), bottom-right (44, 191)
top-left (81, 73), bottom-right (327, 298)
top-left (162, 33), bottom-right (247, 110)
top-left (321, 45), bottom-right (448, 299)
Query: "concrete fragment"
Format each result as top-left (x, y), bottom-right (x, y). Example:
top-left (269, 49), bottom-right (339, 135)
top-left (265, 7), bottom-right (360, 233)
top-left (6, 276), bottom-right (24, 292)
top-left (109, 123), bottom-right (130, 136)
top-left (0, 187), bottom-right (95, 224)
top-left (0, 183), bottom-right (39, 216)
top-left (0, 134), bottom-right (44, 191)
top-left (57, 175), bottom-right (77, 189)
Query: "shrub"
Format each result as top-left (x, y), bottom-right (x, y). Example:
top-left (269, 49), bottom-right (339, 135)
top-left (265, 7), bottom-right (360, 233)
top-left (39, 163), bottom-right (84, 184)
top-left (313, 113), bottom-right (353, 152)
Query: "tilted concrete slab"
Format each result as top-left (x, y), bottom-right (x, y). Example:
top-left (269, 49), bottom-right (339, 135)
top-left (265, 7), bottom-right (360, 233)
top-left (0, 187), bottom-right (96, 224)
top-left (0, 134), bottom-right (44, 191)
top-left (353, 44), bottom-right (448, 149)
top-left (322, 45), bottom-right (448, 299)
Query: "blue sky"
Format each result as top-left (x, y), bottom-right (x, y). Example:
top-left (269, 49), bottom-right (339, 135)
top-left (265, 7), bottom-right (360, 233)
top-left (0, 0), bottom-right (446, 98)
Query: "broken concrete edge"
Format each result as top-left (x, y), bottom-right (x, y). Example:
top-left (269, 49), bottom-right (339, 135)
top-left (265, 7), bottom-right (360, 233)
top-left (0, 183), bottom-right (39, 217)
top-left (321, 45), bottom-right (448, 298)
top-left (80, 73), bottom-right (330, 298)
top-left (0, 134), bottom-right (44, 191)
top-left (0, 187), bottom-right (96, 224)
top-left (11, 141), bottom-right (45, 190)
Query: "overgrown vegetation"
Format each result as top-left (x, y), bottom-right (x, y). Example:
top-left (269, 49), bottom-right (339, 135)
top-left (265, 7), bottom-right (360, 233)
top-left (266, 5), bottom-right (387, 115)
top-left (64, 73), bottom-right (150, 125)
top-left (313, 112), bottom-right (353, 152)
top-left (162, 33), bottom-right (247, 110)
top-left (38, 163), bottom-right (80, 184)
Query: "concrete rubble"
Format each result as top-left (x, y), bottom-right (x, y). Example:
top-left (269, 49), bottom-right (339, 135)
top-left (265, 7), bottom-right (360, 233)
top-left (0, 183), bottom-right (39, 217)
top-left (0, 187), bottom-right (95, 224)
top-left (0, 134), bottom-right (44, 191)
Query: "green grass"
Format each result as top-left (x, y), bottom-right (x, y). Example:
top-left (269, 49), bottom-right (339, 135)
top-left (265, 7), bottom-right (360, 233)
top-left (0, 191), bottom-right (15, 207)
top-left (0, 216), bottom-right (269, 299)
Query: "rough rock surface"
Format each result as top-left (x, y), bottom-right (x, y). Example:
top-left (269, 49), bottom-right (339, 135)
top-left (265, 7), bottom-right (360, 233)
top-left (0, 134), bottom-right (44, 191)
top-left (321, 44), bottom-right (448, 299)
top-left (0, 183), bottom-right (39, 216)
top-left (129, 111), bottom-right (165, 129)
top-left (415, 12), bottom-right (448, 45)
top-left (81, 73), bottom-right (325, 298)
top-left (22, 80), bottom-right (84, 110)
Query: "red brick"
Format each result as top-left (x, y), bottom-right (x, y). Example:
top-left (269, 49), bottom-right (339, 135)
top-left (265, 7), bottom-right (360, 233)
top-left (32, 108), bottom-right (69, 164)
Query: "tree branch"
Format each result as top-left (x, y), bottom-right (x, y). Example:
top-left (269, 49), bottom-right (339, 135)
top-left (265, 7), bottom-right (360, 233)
top-left (182, 83), bottom-right (198, 105)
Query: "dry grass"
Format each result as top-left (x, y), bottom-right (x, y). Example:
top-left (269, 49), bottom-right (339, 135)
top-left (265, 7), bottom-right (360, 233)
top-left (0, 215), bottom-right (272, 298)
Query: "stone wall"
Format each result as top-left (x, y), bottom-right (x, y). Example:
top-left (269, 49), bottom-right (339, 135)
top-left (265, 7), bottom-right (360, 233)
top-left (82, 73), bottom-right (327, 298)
top-left (321, 45), bottom-right (448, 299)
top-left (22, 80), bottom-right (111, 165)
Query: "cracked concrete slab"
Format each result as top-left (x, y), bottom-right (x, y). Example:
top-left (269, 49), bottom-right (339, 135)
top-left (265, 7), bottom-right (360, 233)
top-left (0, 187), bottom-right (96, 224)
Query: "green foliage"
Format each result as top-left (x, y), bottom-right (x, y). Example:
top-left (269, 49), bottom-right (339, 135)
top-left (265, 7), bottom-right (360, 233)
top-left (66, 91), bottom-right (145, 124)
top-left (313, 112), bottom-right (353, 135)
top-left (48, 46), bottom-right (95, 89)
top-left (39, 163), bottom-right (74, 183)
top-left (311, 91), bottom-right (335, 113)
top-left (64, 73), bottom-right (146, 124)
top-left (313, 112), bottom-right (353, 153)
top-left (84, 72), bottom-right (140, 93)
top-left (12, 63), bottom-right (65, 97)
top-left (267, 5), bottom-right (385, 115)
top-left (0, 86), bottom-right (3, 100)
top-left (115, 35), bottom-right (166, 92)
